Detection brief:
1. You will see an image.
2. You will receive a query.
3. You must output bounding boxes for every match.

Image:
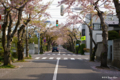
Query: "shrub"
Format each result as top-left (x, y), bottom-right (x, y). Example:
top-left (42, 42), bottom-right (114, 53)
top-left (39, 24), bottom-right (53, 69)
top-left (12, 52), bottom-right (18, 58)
top-left (29, 54), bottom-right (32, 58)
top-left (108, 30), bottom-right (120, 40)
top-left (0, 56), bottom-right (4, 62)
top-left (0, 48), bottom-right (4, 56)
top-left (80, 44), bottom-right (86, 55)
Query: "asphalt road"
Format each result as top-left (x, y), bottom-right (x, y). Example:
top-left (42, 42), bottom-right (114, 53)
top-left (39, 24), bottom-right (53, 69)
top-left (0, 47), bottom-right (119, 80)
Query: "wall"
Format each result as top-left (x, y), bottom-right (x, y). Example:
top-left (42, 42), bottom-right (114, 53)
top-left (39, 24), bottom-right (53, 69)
top-left (95, 42), bottom-right (103, 61)
top-left (95, 40), bottom-right (113, 62)
top-left (112, 39), bottom-right (120, 68)
top-left (108, 40), bottom-right (113, 62)
top-left (95, 39), bottom-right (120, 68)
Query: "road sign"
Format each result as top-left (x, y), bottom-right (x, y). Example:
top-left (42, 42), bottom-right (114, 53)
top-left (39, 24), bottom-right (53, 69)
top-left (81, 36), bottom-right (86, 41)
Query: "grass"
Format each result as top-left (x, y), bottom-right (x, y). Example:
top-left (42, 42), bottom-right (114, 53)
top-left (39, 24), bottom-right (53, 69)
top-left (16, 59), bottom-right (26, 62)
top-left (0, 64), bottom-right (16, 68)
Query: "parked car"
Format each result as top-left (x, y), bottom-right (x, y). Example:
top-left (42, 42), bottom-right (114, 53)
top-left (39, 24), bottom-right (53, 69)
top-left (52, 46), bottom-right (59, 52)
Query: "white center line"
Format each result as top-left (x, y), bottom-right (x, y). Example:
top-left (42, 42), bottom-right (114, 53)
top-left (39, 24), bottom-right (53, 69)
top-left (35, 57), bottom-right (40, 59)
top-left (52, 59), bottom-right (60, 80)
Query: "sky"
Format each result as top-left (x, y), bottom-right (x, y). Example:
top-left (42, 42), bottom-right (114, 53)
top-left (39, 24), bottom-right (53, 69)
top-left (44, 0), bottom-right (68, 25)
top-left (42, 0), bottom-right (116, 30)
top-left (43, 0), bottom-right (81, 30)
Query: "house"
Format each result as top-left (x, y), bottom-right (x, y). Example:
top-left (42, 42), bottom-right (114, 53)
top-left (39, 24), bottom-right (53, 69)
top-left (81, 14), bottom-right (119, 49)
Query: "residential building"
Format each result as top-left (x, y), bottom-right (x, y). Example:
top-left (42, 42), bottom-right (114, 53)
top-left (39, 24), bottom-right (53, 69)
top-left (81, 14), bottom-right (119, 49)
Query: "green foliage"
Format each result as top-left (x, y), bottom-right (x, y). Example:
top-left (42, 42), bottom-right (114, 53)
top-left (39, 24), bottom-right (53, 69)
top-left (0, 56), bottom-right (4, 62)
top-left (12, 52), bottom-right (18, 58)
top-left (108, 30), bottom-right (120, 40)
top-left (0, 46), bottom-right (4, 58)
top-left (29, 35), bottom-right (38, 44)
top-left (29, 54), bottom-right (32, 58)
top-left (12, 37), bottom-right (18, 46)
top-left (80, 44), bottom-right (86, 55)
top-left (0, 64), bottom-right (15, 68)
top-left (11, 56), bottom-right (15, 62)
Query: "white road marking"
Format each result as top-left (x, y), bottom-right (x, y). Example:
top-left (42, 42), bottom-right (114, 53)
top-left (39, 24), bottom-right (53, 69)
top-left (64, 58), bottom-right (68, 60)
top-left (84, 58), bottom-right (89, 60)
top-left (49, 57), bottom-right (54, 59)
top-left (42, 57), bottom-right (47, 59)
top-left (35, 57), bottom-right (40, 59)
top-left (71, 58), bottom-right (75, 60)
top-left (56, 57), bottom-right (61, 60)
top-left (58, 51), bottom-right (60, 55)
top-left (52, 58), bottom-right (60, 80)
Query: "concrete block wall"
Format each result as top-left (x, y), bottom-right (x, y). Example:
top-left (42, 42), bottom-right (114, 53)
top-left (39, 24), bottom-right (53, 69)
top-left (112, 39), bottom-right (120, 68)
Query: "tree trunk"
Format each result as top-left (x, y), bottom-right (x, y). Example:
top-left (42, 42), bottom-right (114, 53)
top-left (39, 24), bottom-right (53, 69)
top-left (94, 1), bottom-right (108, 67)
top-left (40, 37), bottom-right (43, 53)
top-left (17, 28), bottom-right (25, 61)
top-left (4, 48), bottom-right (12, 65)
top-left (26, 30), bottom-right (29, 57)
top-left (91, 44), bottom-right (98, 61)
top-left (17, 40), bottom-right (24, 60)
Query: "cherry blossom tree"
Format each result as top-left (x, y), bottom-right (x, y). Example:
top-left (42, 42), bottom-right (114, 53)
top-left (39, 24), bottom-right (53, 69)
top-left (113, 0), bottom-right (120, 26)
top-left (58, 0), bottom-right (114, 67)
top-left (0, 0), bottom-right (51, 65)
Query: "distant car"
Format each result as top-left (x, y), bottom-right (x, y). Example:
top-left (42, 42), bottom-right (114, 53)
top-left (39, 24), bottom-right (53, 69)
top-left (52, 46), bottom-right (59, 52)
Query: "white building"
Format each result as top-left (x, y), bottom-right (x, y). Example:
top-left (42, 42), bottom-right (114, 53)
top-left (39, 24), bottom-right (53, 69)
top-left (82, 14), bottom-right (119, 49)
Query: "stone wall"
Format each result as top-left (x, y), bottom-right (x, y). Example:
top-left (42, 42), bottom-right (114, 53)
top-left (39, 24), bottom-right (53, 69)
top-left (95, 42), bottom-right (103, 61)
top-left (112, 39), bottom-right (120, 68)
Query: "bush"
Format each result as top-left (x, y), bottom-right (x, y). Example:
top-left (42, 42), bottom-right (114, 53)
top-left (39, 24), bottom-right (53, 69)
top-left (0, 47), bottom-right (4, 57)
top-left (80, 44), bottom-right (86, 55)
top-left (11, 56), bottom-right (15, 62)
top-left (29, 54), bottom-right (32, 58)
top-left (12, 52), bottom-right (18, 58)
top-left (108, 30), bottom-right (120, 40)
top-left (0, 56), bottom-right (4, 62)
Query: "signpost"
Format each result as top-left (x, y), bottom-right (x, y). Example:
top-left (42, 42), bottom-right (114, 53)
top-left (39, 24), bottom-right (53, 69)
top-left (81, 36), bottom-right (86, 41)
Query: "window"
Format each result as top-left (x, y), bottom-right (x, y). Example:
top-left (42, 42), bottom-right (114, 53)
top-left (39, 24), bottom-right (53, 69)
top-left (93, 23), bottom-right (101, 30)
top-left (82, 29), bottom-right (85, 36)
